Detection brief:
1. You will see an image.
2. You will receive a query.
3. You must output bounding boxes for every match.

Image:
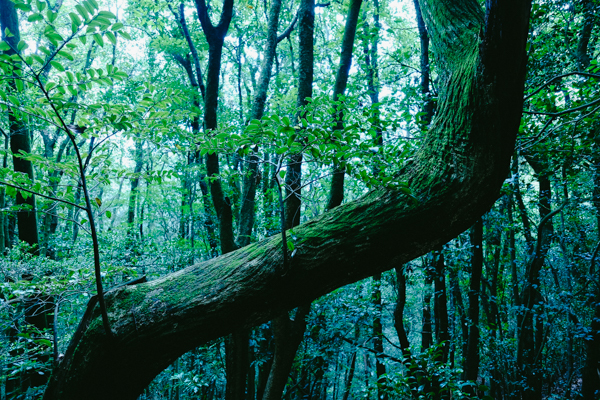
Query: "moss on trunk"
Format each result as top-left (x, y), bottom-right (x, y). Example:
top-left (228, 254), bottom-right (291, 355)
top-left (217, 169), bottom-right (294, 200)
top-left (43, 0), bottom-right (531, 399)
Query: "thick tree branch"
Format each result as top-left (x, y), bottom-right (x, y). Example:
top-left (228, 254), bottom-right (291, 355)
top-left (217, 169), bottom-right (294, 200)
top-left (43, 0), bottom-right (532, 398)
top-left (277, 13), bottom-right (298, 43)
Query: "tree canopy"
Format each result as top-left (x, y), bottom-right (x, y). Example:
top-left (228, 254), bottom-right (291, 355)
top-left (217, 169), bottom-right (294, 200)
top-left (1, 0), bottom-right (600, 398)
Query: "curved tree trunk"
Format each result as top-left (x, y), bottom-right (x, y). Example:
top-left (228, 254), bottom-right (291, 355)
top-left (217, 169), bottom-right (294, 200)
top-left (43, 1), bottom-right (531, 398)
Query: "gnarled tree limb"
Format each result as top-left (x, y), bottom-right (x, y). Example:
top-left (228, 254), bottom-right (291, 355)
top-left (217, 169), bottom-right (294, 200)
top-left (43, 0), bottom-right (531, 398)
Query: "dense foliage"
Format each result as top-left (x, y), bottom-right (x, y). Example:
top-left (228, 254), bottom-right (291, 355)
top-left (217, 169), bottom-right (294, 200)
top-left (0, 0), bottom-right (599, 398)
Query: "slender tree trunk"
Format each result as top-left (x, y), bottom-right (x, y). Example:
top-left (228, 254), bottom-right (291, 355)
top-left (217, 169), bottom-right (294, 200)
top-left (263, 2), bottom-right (315, 395)
top-left (464, 219), bottom-right (482, 392)
top-left (422, 274), bottom-right (433, 352)
top-left (372, 273), bottom-right (387, 400)
top-left (237, 0), bottom-right (284, 247)
top-left (195, 0), bottom-right (245, 398)
top-left (449, 263), bottom-right (468, 365)
top-left (394, 266), bottom-right (412, 358)
top-left (127, 137), bottom-right (144, 245)
top-left (195, 0), bottom-right (236, 254)
top-left (0, 134), bottom-right (8, 255)
top-left (516, 156), bottom-right (552, 400)
top-left (433, 250), bottom-right (449, 363)
top-left (325, 0), bottom-right (363, 210)
top-left (261, 307), bottom-right (309, 400)
top-left (0, 0), bottom-right (39, 252)
top-left (341, 351), bottom-right (356, 400)
top-left (578, 3), bottom-right (599, 394)
top-left (412, 0), bottom-right (434, 127)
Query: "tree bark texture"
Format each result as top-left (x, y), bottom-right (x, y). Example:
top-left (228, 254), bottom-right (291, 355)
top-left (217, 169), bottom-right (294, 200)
top-left (237, 0), bottom-right (284, 247)
top-left (464, 219), bottom-right (482, 388)
top-left (412, 0), bottom-right (434, 127)
top-left (261, 307), bottom-right (309, 400)
top-left (285, 0), bottom-right (314, 230)
top-left (195, 0), bottom-right (237, 254)
top-left (516, 156), bottom-right (553, 400)
top-left (433, 250), bottom-right (449, 363)
top-left (372, 273), bottom-right (388, 400)
top-left (325, 0), bottom-right (363, 210)
top-left (0, 0), bottom-right (40, 251)
top-left (43, 1), bottom-right (531, 398)
top-left (262, 5), bottom-right (315, 392)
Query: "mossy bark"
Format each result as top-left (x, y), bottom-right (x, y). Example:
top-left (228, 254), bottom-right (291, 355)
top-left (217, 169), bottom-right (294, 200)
top-left (43, 0), bottom-right (531, 399)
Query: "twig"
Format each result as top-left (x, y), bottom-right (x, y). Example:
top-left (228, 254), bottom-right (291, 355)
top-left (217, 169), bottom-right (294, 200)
top-left (524, 72), bottom-right (600, 101)
top-left (0, 181), bottom-right (86, 210)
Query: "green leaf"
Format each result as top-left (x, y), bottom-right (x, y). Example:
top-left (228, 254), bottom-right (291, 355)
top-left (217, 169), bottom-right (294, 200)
top-left (66, 70), bottom-right (74, 82)
top-left (287, 240), bottom-right (294, 251)
top-left (8, 95), bottom-right (19, 106)
top-left (15, 79), bottom-right (23, 92)
top-left (78, 35), bottom-right (87, 45)
top-left (110, 22), bottom-right (123, 31)
top-left (27, 13), bottom-right (44, 22)
top-left (17, 40), bottom-right (28, 51)
top-left (45, 32), bottom-right (63, 46)
top-left (88, 0), bottom-right (98, 9)
top-left (95, 16), bottom-right (112, 27)
top-left (0, 41), bottom-right (10, 51)
top-left (118, 30), bottom-right (131, 40)
top-left (31, 54), bottom-right (43, 64)
top-left (36, 0), bottom-right (46, 11)
top-left (14, 3), bottom-right (32, 11)
top-left (105, 31), bottom-right (116, 45)
top-left (57, 50), bottom-right (74, 61)
top-left (98, 10), bottom-right (117, 19)
top-left (49, 60), bottom-right (64, 71)
top-left (46, 9), bottom-right (57, 22)
top-left (36, 338), bottom-right (52, 346)
top-left (69, 12), bottom-right (82, 27)
top-left (105, 210), bottom-right (111, 218)
top-left (75, 4), bottom-right (89, 20)
top-left (92, 33), bottom-right (104, 47)
top-left (82, 0), bottom-right (94, 14)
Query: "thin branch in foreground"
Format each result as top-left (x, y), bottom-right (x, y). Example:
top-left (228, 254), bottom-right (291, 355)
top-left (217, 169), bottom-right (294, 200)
top-left (0, 181), bottom-right (86, 210)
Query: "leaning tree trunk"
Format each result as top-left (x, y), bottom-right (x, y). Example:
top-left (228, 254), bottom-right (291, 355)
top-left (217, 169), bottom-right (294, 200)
top-left (43, 1), bottom-right (532, 398)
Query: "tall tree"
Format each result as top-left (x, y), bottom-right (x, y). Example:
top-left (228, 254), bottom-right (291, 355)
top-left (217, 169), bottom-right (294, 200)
top-left (464, 219), bottom-right (483, 391)
top-left (195, 0), bottom-right (236, 254)
top-left (42, 0), bottom-right (532, 398)
top-left (262, 0), bottom-right (315, 396)
top-left (193, 0), bottom-right (247, 398)
top-left (0, 0), bottom-right (39, 252)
